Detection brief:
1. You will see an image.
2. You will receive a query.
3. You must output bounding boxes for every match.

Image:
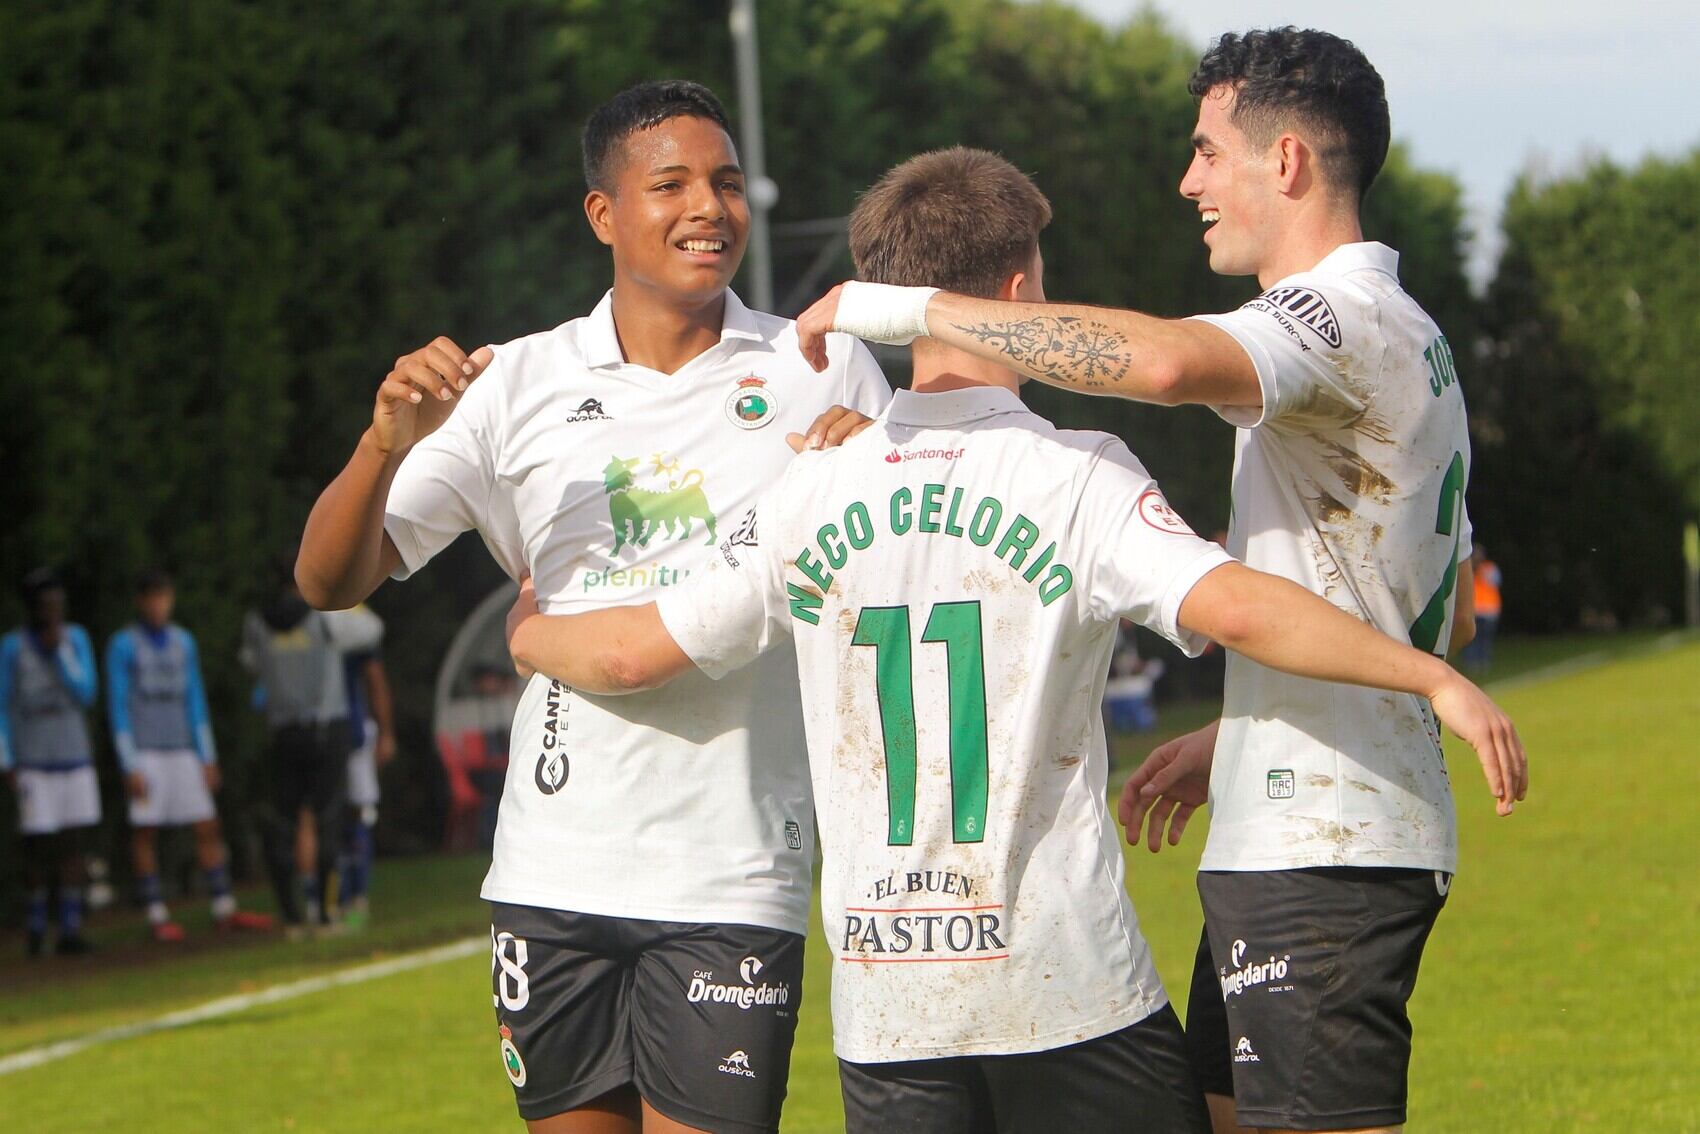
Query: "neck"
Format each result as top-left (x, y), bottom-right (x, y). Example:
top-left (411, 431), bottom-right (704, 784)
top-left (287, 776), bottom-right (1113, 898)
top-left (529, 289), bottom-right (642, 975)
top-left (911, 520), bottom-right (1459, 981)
top-left (1255, 203), bottom-right (1364, 289)
top-left (608, 280), bottom-right (727, 374)
top-left (909, 341), bottom-right (1022, 396)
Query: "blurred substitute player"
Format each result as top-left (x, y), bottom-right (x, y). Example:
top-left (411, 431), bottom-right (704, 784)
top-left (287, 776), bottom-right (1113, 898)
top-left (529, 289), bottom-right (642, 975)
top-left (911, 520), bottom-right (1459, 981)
top-left (294, 81), bottom-right (890, 1132)
top-left (1, 569), bottom-right (100, 957)
top-left (502, 147), bottom-right (1525, 1134)
top-left (242, 568), bottom-right (383, 935)
top-left (795, 29), bottom-right (1527, 1134)
top-left (107, 569), bottom-right (273, 941)
top-left (338, 606), bottom-right (394, 929)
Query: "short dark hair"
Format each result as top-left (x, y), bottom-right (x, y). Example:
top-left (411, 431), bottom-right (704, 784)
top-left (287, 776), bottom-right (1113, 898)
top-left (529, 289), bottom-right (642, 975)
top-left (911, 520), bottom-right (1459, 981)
top-left (19, 567), bottom-right (63, 605)
top-left (582, 80), bottom-right (733, 192)
top-left (135, 568), bottom-right (174, 595)
top-left (850, 147), bottom-right (1052, 298)
top-left (1189, 28), bottom-right (1389, 199)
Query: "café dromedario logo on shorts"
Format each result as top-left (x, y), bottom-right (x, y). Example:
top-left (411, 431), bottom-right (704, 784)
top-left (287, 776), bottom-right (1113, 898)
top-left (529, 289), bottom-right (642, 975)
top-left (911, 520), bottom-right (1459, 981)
top-left (687, 954), bottom-right (792, 1012)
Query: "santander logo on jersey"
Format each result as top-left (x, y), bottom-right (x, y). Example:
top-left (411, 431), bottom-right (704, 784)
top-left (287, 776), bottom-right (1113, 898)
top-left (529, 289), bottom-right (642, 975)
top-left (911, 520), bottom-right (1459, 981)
top-left (884, 446), bottom-right (966, 463)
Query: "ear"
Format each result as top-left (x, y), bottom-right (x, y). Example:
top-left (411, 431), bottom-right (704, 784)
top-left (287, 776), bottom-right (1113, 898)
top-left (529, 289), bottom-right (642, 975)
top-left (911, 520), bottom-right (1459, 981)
top-left (999, 270), bottom-right (1026, 302)
top-left (584, 189), bottom-right (616, 247)
top-left (1273, 133), bottom-right (1308, 196)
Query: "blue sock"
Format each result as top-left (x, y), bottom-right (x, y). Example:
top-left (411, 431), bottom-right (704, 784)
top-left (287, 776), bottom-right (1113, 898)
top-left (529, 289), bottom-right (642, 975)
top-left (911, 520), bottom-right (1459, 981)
top-left (205, 864), bottom-right (232, 900)
top-left (137, 873), bottom-right (164, 907)
top-left (25, 889), bottom-right (48, 936)
top-left (301, 874), bottom-right (320, 908)
top-left (342, 823), bottom-right (373, 902)
top-left (58, 890), bottom-right (85, 936)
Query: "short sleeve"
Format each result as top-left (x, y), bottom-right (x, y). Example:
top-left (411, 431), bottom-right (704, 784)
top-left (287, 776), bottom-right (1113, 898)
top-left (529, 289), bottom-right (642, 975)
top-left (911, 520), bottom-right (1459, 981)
top-left (838, 337), bottom-right (894, 417)
top-left (654, 497), bottom-right (792, 680)
top-left (384, 357), bottom-right (505, 580)
top-left (1075, 441), bottom-right (1235, 656)
top-left (323, 606), bottom-right (384, 654)
top-left (1191, 281), bottom-right (1370, 431)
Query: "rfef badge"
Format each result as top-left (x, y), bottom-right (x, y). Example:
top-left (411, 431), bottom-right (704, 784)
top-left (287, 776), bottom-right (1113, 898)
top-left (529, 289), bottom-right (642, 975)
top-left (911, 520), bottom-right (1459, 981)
top-left (726, 376), bottom-right (777, 430)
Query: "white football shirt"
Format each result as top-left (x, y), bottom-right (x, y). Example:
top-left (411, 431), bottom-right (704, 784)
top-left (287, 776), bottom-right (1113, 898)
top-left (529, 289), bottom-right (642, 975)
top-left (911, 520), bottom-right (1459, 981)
top-left (385, 289), bottom-right (891, 933)
top-left (1193, 241), bottom-right (1472, 873)
top-left (657, 386), bottom-right (1234, 1061)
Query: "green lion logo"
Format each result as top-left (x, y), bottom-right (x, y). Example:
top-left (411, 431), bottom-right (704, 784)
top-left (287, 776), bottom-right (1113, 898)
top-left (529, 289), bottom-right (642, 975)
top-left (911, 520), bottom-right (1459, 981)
top-left (602, 455), bottom-right (717, 553)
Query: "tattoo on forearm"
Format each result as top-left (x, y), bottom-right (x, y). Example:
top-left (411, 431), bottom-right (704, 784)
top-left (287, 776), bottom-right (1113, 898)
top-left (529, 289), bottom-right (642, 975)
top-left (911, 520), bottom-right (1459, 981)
top-left (949, 316), bottom-right (1131, 387)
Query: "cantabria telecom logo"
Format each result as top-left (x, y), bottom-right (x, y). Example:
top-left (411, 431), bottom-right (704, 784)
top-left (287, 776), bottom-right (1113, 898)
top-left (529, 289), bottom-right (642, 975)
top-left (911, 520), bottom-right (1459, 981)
top-left (1219, 938), bottom-right (1294, 997)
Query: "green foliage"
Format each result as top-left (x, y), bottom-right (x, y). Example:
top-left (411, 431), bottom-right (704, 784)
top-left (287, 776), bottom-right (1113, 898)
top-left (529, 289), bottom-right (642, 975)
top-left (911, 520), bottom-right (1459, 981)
top-left (2, 0), bottom-right (1478, 879)
top-left (1467, 154), bottom-right (1698, 628)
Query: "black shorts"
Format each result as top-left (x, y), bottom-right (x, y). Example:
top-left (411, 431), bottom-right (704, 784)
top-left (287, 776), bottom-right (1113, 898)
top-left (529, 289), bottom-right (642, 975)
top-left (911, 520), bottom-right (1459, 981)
top-left (488, 903), bottom-right (805, 1133)
top-left (837, 1004), bottom-right (1209, 1134)
top-left (270, 721), bottom-right (351, 819)
top-left (1187, 867), bottom-right (1450, 1131)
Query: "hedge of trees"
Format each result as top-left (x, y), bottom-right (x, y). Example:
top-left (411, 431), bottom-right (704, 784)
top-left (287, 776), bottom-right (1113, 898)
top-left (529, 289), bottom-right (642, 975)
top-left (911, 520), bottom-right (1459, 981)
top-left (2, 1), bottom-right (1691, 879)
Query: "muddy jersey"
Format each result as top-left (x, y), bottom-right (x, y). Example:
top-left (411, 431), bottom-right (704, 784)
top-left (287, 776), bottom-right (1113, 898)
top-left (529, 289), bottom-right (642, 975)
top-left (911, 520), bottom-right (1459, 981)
top-left (657, 386), bottom-right (1233, 1061)
top-left (384, 289), bottom-right (890, 933)
top-left (1192, 241), bottom-right (1472, 873)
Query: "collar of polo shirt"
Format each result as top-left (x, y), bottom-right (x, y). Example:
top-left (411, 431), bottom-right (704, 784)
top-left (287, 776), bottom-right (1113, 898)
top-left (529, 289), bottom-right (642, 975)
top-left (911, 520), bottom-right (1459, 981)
top-left (580, 288), bottom-right (766, 370)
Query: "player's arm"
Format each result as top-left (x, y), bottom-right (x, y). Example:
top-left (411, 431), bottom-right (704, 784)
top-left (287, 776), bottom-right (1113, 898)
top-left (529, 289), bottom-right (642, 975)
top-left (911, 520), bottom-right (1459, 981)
top-left (296, 338), bottom-right (494, 610)
top-left (0, 636), bottom-right (17, 776)
top-left (182, 633), bottom-right (218, 766)
top-left (1450, 558), bottom-right (1477, 654)
top-left (796, 283), bottom-right (1260, 408)
top-left (59, 627), bottom-right (99, 708)
top-left (103, 632), bottom-right (141, 774)
top-left (1178, 562), bottom-right (1527, 814)
top-left (505, 579), bottom-right (694, 695)
top-left (360, 655), bottom-right (397, 764)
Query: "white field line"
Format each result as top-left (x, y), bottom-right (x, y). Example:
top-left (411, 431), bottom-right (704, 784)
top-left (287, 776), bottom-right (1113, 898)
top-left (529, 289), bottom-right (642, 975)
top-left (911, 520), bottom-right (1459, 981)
top-left (0, 935), bottom-right (486, 1077)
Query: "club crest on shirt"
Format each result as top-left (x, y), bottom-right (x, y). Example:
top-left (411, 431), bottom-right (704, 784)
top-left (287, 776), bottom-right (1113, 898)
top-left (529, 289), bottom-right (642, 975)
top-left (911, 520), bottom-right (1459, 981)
top-left (1135, 489), bottom-right (1196, 536)
top-left (601, 453), bottom-right (717, 555)
top-left (725, 376), bottom-right (778, 429)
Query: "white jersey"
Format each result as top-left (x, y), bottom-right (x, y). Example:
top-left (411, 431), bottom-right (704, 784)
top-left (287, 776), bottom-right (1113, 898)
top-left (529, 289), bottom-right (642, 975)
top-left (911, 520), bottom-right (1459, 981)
top-left (657, 386), bottom-right (1233, 1061)
top-left (1193, 241), bottom-right (1471, 873)
top-left (385, 290), bottom-right (891, 933)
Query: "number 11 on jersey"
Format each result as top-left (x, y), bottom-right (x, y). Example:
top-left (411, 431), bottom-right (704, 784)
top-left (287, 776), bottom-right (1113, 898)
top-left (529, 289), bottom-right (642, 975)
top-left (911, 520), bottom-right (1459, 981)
top-left (852, 602), bottom-right (990, 846)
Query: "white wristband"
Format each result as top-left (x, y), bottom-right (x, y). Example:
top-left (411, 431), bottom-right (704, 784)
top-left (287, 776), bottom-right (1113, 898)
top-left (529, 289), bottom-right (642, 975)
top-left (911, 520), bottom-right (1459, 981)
top-left (833, 282), bottom-right (940, 345)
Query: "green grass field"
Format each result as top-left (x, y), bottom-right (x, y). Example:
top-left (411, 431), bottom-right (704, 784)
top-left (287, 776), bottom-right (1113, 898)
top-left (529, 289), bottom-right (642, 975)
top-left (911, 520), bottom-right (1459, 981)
top-left (1, 634), bottom-right (1695, 1131)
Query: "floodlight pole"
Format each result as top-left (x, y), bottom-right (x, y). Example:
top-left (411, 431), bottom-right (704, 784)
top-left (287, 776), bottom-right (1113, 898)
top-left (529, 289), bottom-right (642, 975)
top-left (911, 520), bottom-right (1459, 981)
top-left (730, 0), bottom-right (775, 312)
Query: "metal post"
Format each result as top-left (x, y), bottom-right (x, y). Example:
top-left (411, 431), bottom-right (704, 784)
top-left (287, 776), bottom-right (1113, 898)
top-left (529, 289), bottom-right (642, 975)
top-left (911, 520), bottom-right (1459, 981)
top-left (730, 0), bottom-right (776, 312)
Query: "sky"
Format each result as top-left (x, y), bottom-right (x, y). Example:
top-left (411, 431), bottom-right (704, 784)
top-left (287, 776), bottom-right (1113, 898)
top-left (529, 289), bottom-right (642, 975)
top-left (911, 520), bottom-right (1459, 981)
top-left (1064, 0), bottom-right (1700, 285)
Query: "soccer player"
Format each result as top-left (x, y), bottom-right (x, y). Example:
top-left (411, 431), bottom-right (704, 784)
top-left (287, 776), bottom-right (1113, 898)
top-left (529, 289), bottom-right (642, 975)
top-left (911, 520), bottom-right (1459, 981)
top-left (337, 606), bottom-right (394, 929)
top-left (502, 147), bottom-right (1525, 1134)
top-left (107, 568), bottom-right (273, 941)
top-left (1, 569), bottom-right (100, 957)
top-left (794, 29), bottom-right (1528, 1134)
top-left (294, 81), bottom-right (890, 1132)
top-left (242, 568), bottom-right (383, 935)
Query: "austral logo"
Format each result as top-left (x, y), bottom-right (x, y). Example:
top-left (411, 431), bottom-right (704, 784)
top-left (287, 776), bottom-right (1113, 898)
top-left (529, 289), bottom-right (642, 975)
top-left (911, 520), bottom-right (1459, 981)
top-left (1254, 286), bottom-right (1341, 347)
top-left (717, 1050), bottom-right (756, 1079)
top-left (564, 397), bottom-right (612, 423)
top-left (1234, 1036), bottom-right (1262, 1064)
top-left (533, 679), bottom-right (570, 796)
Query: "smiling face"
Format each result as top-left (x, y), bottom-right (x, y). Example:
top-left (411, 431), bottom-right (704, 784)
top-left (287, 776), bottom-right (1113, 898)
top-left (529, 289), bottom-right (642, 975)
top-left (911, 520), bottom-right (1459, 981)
top-left (1179, 85), bottom-right (1280, 279)
top-left (585, 115), bottom-right (750, 310)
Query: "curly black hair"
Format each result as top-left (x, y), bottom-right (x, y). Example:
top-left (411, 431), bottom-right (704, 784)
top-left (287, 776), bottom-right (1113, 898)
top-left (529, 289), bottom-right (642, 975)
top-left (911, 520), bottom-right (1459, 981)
top-left (582, 80), bottom-right (733, 193)
top-left (1190, 28), bottom-right (1389, 199)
